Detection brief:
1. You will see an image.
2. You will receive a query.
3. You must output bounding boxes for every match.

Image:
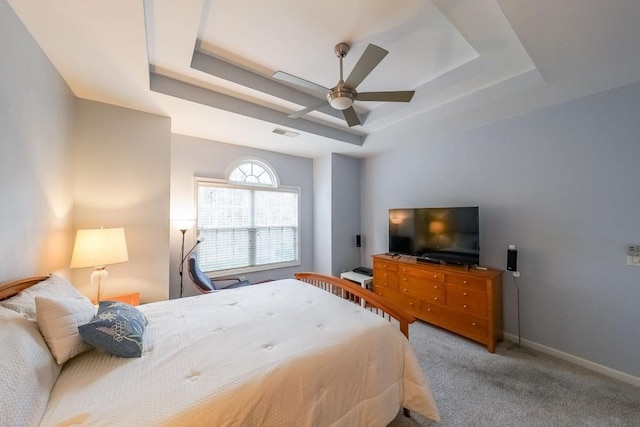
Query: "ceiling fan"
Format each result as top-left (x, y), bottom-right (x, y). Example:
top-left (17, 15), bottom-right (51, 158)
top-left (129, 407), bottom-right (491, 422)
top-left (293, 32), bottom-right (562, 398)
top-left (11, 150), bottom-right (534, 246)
top-left (272, 42), bottom-right (415, 127)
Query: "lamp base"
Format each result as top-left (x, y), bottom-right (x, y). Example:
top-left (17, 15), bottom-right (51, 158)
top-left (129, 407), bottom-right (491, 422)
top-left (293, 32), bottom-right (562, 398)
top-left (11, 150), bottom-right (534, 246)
top-left (90, 267), bottom-right (108, 303)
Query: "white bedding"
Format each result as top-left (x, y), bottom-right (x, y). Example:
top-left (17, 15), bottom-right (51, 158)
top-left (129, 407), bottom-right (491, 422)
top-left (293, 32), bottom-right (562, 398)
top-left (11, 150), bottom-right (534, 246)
top-left (40, 279), bottom-right (440, 426)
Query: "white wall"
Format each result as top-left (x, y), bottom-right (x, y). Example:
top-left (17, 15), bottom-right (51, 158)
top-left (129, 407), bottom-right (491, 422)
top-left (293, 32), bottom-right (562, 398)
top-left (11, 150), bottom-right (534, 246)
top-left (170, 133), bottom-right (314, 299)
top-left (362, 82), bottom-right (640, 378)
top-left (72, 100), bottom-right (171, 302)
top-left (0, 0), bottom-right (76, 282)
top-left (313, 155), bottom-right (332, 274)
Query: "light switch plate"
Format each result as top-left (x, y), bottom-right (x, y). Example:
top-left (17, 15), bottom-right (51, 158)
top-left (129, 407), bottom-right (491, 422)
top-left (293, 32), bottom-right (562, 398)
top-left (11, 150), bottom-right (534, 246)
top-left (627, 245), bottom-right (640, 267)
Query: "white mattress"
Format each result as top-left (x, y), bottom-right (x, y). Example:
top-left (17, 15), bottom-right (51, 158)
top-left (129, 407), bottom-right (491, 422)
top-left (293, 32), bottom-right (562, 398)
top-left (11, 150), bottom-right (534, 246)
top-left (40, 279), bottom-right (440, 426)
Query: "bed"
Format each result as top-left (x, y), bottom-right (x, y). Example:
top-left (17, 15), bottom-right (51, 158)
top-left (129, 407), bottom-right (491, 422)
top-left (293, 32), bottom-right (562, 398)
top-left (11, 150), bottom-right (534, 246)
top-left (0, 273), bottom-right (440, 426)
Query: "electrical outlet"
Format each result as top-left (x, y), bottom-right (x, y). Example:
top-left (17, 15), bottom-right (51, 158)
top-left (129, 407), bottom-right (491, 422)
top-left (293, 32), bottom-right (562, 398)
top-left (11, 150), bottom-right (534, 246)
top-left (512, 271), bottom-right (520, 277)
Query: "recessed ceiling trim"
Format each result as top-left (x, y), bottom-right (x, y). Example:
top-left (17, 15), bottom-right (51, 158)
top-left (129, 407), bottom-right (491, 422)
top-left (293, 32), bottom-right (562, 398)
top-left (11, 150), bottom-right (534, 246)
top-left (149, 73), bottom-right (364, 146)
top-left (191, 48), bottom-right (345, 121)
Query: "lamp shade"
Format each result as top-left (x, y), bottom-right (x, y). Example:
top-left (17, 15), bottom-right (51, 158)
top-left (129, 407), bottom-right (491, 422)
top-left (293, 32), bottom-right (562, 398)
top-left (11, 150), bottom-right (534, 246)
top-left (172, 219), bottom-right (195, 232)
top-left (70, 228), bottom-right (129, 269)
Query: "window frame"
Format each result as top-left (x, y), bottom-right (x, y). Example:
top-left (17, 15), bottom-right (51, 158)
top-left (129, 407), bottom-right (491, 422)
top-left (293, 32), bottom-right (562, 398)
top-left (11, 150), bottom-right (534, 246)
top-left (194, 176), bottom-right (301, 278)
top-left (225, 157), bottom-right (280, 188)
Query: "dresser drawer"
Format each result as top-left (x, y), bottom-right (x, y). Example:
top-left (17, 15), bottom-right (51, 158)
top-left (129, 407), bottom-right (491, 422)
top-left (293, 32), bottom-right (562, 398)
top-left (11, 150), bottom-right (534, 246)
top-left (398, 265), bottom-right (445, 282)
top-left (385, 291), bottom-right (422, 317)
top-left (422, 302), bottom-right (488, 340)
top-left (372, 287), bottom-right (400, 301)
top-left (398, 277), bottom-right (446, 304)
top-left (421, 301), bottom-right (447, 325)
top-left (373, 270), bottom-right (398, 290)
top-left (373, 259), bottom-right (398, 272)
top-left (446, 274), bottom-right (486, 292)
top-left (446, 284), bottom-right (487, 317)
top-left (453, 313), bottom-right (488, 340)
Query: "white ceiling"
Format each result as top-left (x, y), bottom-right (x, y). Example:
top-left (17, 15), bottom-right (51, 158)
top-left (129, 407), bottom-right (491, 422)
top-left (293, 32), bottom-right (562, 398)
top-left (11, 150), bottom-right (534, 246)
top-left (8, 0), bottom-right (640, 158)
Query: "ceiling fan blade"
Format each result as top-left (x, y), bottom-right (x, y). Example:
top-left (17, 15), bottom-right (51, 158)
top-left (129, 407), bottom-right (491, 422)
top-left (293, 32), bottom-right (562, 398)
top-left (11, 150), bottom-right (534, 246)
top-left (356, 91), bottom-right (415, 102)
top-left (344, 44), bottom-right (388, 90)
top-left (342, 106), bottom-right (361, 127)
top-left (272, 71), bottom-right (329, 98)
top-left (288, 100), bottom-right (329, 119)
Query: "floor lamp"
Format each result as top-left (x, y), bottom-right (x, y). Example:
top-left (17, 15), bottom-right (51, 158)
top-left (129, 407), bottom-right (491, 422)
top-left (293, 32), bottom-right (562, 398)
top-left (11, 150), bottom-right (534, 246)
top-left (172, 220), bottom-right (199, 298)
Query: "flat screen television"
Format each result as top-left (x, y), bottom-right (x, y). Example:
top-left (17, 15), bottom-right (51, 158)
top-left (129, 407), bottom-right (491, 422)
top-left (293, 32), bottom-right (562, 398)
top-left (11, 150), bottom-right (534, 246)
top-left (389, 206), bottom-right (480, 266)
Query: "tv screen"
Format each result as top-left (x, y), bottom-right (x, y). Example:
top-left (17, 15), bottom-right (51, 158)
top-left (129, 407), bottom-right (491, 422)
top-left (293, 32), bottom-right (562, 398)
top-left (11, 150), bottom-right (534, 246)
top-left (389, 207), bottom-right (480, 265)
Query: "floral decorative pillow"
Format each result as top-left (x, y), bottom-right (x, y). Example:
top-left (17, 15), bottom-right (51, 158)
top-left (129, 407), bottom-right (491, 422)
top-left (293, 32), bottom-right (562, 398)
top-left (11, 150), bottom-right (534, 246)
top-left (78, 301), bottom-right (147, 358)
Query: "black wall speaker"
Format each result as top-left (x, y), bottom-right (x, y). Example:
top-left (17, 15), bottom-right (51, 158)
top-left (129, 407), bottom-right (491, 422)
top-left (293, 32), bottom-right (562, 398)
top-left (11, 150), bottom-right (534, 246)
top-left (356, 234), bottom-right (361, 248)
top-left (507, 247), bottom-right (518, 271)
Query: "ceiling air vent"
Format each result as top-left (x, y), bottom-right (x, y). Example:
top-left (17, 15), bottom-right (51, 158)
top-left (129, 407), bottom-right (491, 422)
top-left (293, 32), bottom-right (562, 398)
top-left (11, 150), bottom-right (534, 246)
top-left (272, 128), bottom-right (299, 138)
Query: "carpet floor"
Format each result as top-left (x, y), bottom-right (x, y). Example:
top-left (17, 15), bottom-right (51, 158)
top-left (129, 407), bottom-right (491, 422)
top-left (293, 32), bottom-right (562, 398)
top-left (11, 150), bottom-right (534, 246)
top-left (389, 321), bottom-right (640, 426)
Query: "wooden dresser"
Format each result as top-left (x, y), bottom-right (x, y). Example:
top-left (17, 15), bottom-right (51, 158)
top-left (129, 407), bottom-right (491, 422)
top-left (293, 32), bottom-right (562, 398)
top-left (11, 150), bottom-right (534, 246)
top-left (372, 254), bottom-right (503, 352)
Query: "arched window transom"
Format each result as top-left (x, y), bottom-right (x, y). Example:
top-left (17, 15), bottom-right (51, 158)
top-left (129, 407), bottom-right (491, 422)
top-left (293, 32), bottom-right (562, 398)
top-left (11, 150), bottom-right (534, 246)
top-left (226, 159), bottom-right (278, 187)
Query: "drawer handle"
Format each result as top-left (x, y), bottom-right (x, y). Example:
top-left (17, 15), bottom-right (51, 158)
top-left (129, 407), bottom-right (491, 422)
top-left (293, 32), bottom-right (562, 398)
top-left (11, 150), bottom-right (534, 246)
top-left (378, 292), bottom-right (383, 296)
top-left (463, 280), bottom-right (468, 284)
top-left (403, 288), bottom-right (408, 292)
top-left (433, 297), bottom-right (438, 301)
top-left (433, 275), bottom-right (438, 278)
top-left (403, 268), bottom-right (407, 272)
top-left (427, 308), bottom-right (432, 312)
top-left (434, 285), bottom-right (438, 289)
top-left (409, 302), bottom-right (414, 306)
top-left (463, 292), bottom-right (468, 296)
top-left (403, 277), bottom-right (407, 281)
top-left (384, 273), bottom-right (388, 277)
top-left (463, 304), bottom-right (468, 309)
top-left (472, 322), bottom-right (477, 326)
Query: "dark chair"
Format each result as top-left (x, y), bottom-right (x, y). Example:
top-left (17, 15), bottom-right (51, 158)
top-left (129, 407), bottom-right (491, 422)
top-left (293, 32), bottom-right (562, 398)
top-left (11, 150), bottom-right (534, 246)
top-left (187, 252), bottom-right (251, 293)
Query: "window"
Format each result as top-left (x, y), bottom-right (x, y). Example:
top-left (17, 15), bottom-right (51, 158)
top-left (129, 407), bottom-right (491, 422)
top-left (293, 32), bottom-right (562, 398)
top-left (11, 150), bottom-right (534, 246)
top-left (195, 159), bottom-right (299, 275)
top-left (227, 158), bottom-right (277, 187)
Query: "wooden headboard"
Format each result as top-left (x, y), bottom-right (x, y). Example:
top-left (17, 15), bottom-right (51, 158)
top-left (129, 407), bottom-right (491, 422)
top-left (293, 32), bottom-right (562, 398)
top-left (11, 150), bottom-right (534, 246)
top-left (0, 276), bottom-right (48, 301)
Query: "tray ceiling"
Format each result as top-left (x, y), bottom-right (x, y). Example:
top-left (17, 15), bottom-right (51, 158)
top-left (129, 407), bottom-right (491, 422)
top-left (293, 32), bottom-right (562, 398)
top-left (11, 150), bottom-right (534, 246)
top-left (8, 0), bottom-right (640, 158)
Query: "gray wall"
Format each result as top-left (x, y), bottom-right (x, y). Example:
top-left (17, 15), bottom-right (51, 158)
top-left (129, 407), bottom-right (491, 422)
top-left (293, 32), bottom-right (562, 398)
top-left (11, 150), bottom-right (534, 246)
top-left (72, 100), bottom-right (171, 302)
top-left (313, 154), bottom-right (362, 276)
top-left (362, 82), bottom-right (640, 379)
top-left (0, 0), bottom-right (76, 281)
top-left (330, 153), bottom-right (362, 274)
top-left (170, 133), bottom-right (314, 299)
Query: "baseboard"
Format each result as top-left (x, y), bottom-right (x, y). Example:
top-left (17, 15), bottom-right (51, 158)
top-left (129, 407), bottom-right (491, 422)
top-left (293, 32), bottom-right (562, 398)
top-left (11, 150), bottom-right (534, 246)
top-left (503, 332), bottom-right (640, 387)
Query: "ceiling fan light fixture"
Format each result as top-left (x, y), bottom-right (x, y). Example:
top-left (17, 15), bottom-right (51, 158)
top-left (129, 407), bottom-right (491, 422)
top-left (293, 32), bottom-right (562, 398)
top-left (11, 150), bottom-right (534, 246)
top-left (327, 90), bottom-right (354, 110)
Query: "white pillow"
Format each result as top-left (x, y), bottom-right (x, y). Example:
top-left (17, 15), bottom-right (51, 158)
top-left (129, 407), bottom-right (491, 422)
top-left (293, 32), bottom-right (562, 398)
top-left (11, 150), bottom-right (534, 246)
top-left (0, 307), bottom-right (61, 427)
top-left (36, 295), bottom-right (96, 364)
top-left (0, 274), bottom-right (84, 320)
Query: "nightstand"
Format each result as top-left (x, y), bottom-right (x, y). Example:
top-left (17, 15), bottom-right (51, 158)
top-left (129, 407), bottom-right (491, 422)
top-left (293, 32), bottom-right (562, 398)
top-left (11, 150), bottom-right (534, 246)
top-left (340, 271), bottom-right (373, 291)
top-left (103, 292), bottom-right (140, 306)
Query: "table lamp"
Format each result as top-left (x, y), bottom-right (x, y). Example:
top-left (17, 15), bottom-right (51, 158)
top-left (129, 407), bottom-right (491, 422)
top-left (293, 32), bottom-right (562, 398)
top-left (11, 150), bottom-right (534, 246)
top-left (70, 227), bottom-right (129, 303)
